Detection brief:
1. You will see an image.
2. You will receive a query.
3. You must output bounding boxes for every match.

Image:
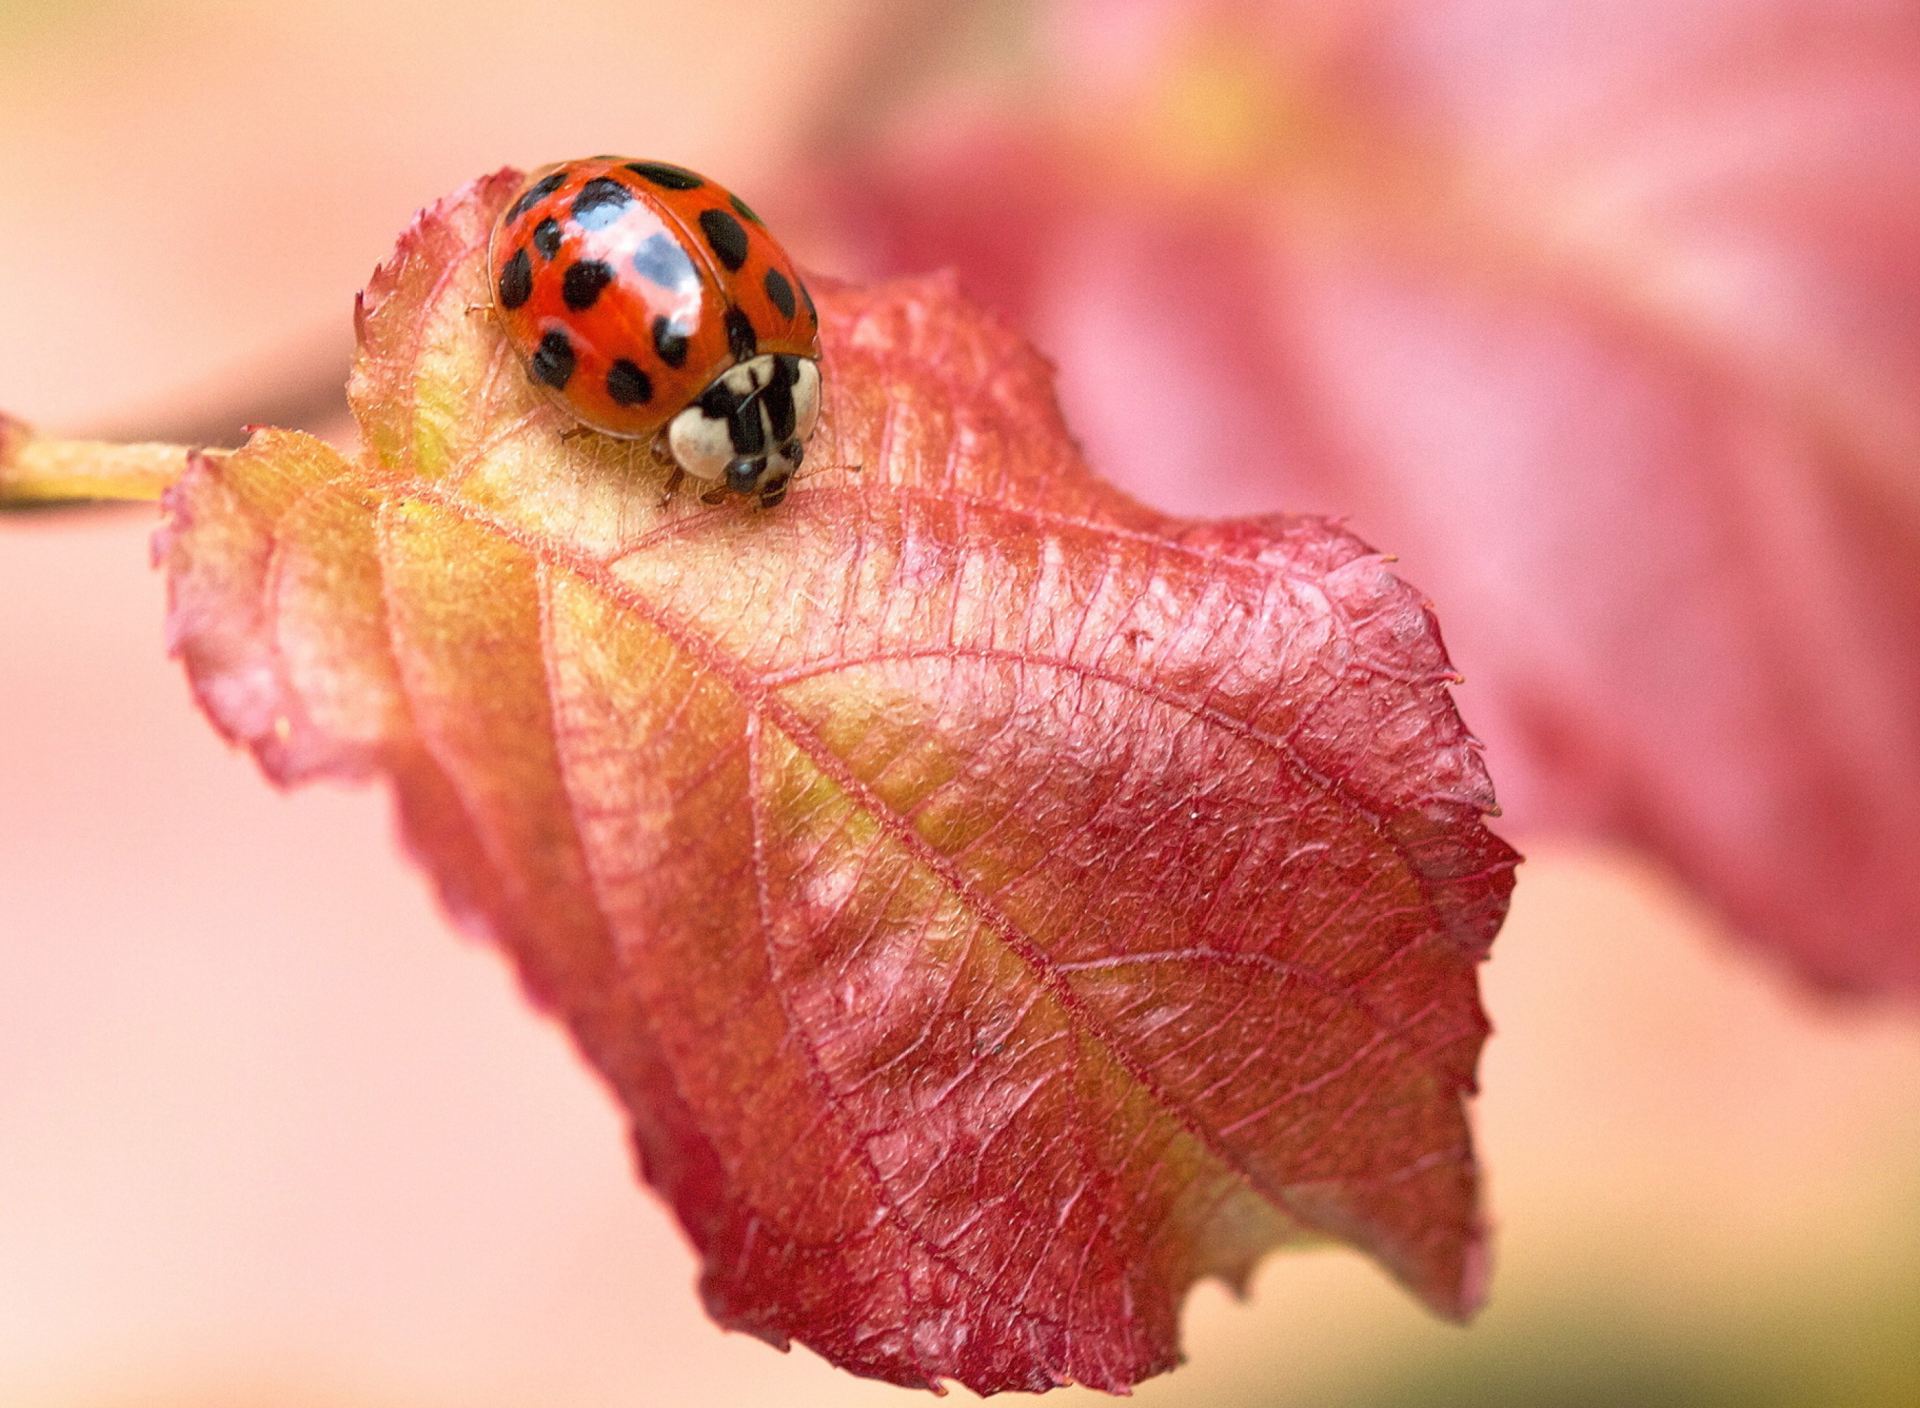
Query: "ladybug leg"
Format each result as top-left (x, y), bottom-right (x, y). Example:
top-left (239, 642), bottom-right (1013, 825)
top-left (559, 425), bottom-right (595, 442)
top-left (791, 454), bottom-right (866, 486)
top-left (700, 485), bottom-right (729, 506)
top-left (656, 465), bottom-right (685, 508)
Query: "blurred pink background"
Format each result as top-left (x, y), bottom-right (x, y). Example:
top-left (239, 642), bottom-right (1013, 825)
top-left (3, 1), bottom-right (1918, 1403)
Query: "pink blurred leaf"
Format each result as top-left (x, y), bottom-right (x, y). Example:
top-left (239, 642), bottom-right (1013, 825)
top-left (823, 0), bottom-right (1920, 1000)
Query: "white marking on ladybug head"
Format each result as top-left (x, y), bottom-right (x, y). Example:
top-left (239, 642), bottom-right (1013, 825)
top-left (790, 356), bottom-right (821, 446)
top-left (665, 405), bottom-right (733, 482)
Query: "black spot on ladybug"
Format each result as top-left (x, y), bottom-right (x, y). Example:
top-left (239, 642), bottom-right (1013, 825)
top-left (697, 380), bottom-right (742, 421)
top-left (625, 161), bottom-right (704, 191)
top-left (699, 208), bottom-right (749, 272)
top-left (762, 267), bottom-right (796, 320)
top-left (652, 315), bottom-right (690, 368)
top-left (531, 329), bottom-right (576, 389)
top-left (572, 177), bottom-right (633, 230)
top-left (724, 306), bottom-right (757, 361)
top-left (763, 358), bottom-right (797, 442)
top-left (799, 278), bottom-right (817, 324)
top-left (730, 192), bottom-right (762, 224)
top-left (632, 232), bottom-right (698, 293)
top-left (562, 259), bottom-right (615, 311)
top-left (606, 359), bottom-right (653, 406)
top-left (532, 217), bottom-right (563, 260)
top-left (505, 170), bottom-right (568, 225)
top-left (726, 398), bottom-right (767, 456)
top-left (497, 248), bottom-right (533, 310)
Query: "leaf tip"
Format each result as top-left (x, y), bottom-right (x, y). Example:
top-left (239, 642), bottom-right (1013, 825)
top-left (1455, 1227), bottom-right (1493, 1322)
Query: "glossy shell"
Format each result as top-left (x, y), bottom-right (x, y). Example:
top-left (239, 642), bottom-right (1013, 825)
top-left (488, 157), bottom-right (820, 442)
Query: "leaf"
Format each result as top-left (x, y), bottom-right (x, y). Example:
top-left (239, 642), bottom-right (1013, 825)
top-left (155, 169), bottom-right (1517, 1394)
top-left (821, 0), bottom-right (1920, 1003)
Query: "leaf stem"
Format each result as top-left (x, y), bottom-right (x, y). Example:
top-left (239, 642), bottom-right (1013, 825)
top-left (0, 416), bottom-right (195, 508)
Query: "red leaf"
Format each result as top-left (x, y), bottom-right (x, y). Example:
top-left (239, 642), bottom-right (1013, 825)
top-left (821, 0), bottom-right (1920, 1002)
top-left (156, 170), bottom-right (1515, 1393)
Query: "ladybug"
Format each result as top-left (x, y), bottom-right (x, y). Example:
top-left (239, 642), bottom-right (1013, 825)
top-left (488, 157), bottom-right (822, 508)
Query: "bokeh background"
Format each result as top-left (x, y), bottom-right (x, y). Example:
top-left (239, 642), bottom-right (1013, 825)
top-left (3, 1), bottom-right (1918, 1404)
